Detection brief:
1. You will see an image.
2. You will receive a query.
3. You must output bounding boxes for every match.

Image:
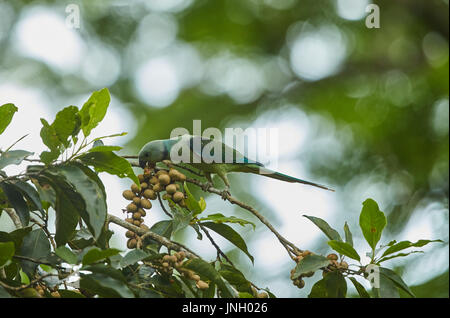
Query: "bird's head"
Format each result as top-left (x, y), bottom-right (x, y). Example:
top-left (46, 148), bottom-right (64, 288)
top-left (138, 140), bottom-right (168, 169)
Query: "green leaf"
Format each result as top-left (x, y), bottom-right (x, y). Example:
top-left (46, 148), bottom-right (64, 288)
top-left (143, 220), bottom-right (173, 252)
top-left (0, 286), bottom-right (11, 298)
top-left (40, 149), bottom-right (60, 165)
top-left (36, 173), bottom-right (80, 246)
top-left (183, 258), bottom-right (234, 298)
top-left (219, 264), bottom-right (253, 294)
top-left (309, 271), bottom-right (347, 298)
top-left (8, 179), bottom-right (43, 213)
top-left (79, 88), bottom-right (111, 137)
top-left (19, 229), bottom-right (51, 276)
top-left (304, 215), bottom-right (342, 242)
top-left (201, 221), bottom-right (254, 263)
top-left (379, 267), bottom-right (415, 297)
top-left (348, 277), bottom-right (370, 298)
top-left (359, 199), bottom-right (387, 251)
top-left (0, 150), bottom-right (34, 170)
top-left (328, 240), bottom-right (360, 261)
top-left (77, 151), bottom-right (139, 186)
top-left (375, 272), bottom-right (400, 298)
top-left (183, 182), bottom-right (205, 216)
top-left (378, 251), bottom-right (424, 263)
top-left (0, 182), bottom-right (30, 226)
top-left (171, 204), bottom-right (193, 234)
top-left (198, 213), bottom-right (255, 229)
top-left (55, 246), bottom-right (78, 264)
top-left (51, 106), bottom-right (81, 148)
top-left (0, 241), bottom-right (15, 268)
top-left (82, 247), bottom-right (121, 266)
top-left (119, 249), bottom-right (149, 268)
top-left (0, 103), bottom-right (18, 135)
top-left (344, 222), bottom-right (353, 247)
top-left (80, 265), bottom-right (133, 298)
top-left (88, 145), bottom-right (122, 153)
top-left (20, 269), bottom-right (30, 284)
top-left (50, 164), bottom-right (107, 239)
top-left (380, 239), bottom-right (443, 259)
top-left (292, 254), bottom-right (331, 279)
top-left (0, 227), bottom-right (32, 251)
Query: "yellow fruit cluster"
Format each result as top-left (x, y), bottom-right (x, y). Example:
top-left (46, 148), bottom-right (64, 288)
top-left (322, 253), bottom-right (349, 276)
top-left (122, 166), bottom-right (187, 249)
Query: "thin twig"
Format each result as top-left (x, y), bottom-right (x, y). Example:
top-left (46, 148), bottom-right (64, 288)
top-left (107, 214), bottom-right (200, 259)
top-left (186, 177), bottom-right (302, 258)
top-left (157, 192), bottom-right (173, 218)
top-left (199, 224), bottom-right (235, 267)
top-left (0, 273), bottom-right (57, 292)
top-left (4, 208), bottom-right (23, 229)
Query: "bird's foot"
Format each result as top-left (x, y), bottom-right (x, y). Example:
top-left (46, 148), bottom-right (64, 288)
top-left (220, 188), bottom-right (231, 200)
top-left (201, 182), bottom-right (213, 192)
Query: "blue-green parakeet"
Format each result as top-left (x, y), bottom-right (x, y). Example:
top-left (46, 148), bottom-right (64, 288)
top-left (138, 135), bottom-right (333, 195)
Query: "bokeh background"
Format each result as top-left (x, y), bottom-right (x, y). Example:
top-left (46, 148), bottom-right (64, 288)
top-left (0, 0), bottom-right (448, 297)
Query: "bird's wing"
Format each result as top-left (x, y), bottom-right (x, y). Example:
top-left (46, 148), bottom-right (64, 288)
top-left (188, 135), bottom-right (263, 166)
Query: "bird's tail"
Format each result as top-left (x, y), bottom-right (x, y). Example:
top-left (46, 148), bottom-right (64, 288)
top-left (243, 164), bottom-right (334, 191)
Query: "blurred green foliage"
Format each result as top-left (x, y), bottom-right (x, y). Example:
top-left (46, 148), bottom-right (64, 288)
top-left (0, 0), bottom-right (448, 297)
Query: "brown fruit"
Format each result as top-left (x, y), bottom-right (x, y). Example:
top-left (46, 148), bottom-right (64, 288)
top-left (131, 183), bottom-right (140, 194)
top-left (158, 174), bottom-right (171, 186)
top-left (140, 182), bottom-right (148, 189)
top-left (295, 279), bottom-right (305, 289)
top-left (141, 199), bottom-right (152, 209)
top-left (162, 262), bottom-right (170, 268)
top-left (162, 193), bottom-right (172, 200)
top-left (138, 174), bottom-right (145, 183)
top-left (51, 291), bottom-right (60, 298)
top-left (143, 189), bottom-right (157, 200)
top-left (127, 238), bottom-right (137, 249)
top-left (132, 197), bottom-right (141, 206)
top-left (196, 280), bottom-right (209, 290)
top-left (178, 199), bottom-right (186, 207)
top-left (327, 253), bottom-right (338, 261)
top-left (156, 170), bottom-right (168, 177)
top-left (122, 190), bottom-right (135, 200)
top-left (172, 191), bottom-right (184, 203)
top-left (257, 292), bottom-right (269, 298)
top-left (192, 274), bottom-right (200, 282)
top-left (163, 255), bottom-right (172, 262)
top-left (153, 183), bottom-right (162, 192)
top-left (133, 220), bottom-right (141, 226)
top-left (125, 230), bottom-right (135, 238)
top-left (169, 255), bottom-right (177, 263)
top-left (169, 169), bottom-right (179, 180)
top-left (126, 203), bottom-right (138, 212)
top-left (166, 184), bottom-right (177, 194)
top-left (133, 212), bottom-right (141, 219)
top-left (177, 173), bottom-right (186, 182)
top-left (138, 208), bottom-right (146, 217)
top-left (125, 218), bottom-right (133, 224)
top-left (149, 176), bottom-right (159, 185)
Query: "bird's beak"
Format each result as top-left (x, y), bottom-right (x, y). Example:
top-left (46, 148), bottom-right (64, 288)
top-left (139, 159), bottom-right (146, 169)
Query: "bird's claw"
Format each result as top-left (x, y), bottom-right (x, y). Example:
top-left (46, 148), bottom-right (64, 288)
top-left (201, 182), bottom-right (213, 192)
top-left (221, 189), bottom-right (231, 200)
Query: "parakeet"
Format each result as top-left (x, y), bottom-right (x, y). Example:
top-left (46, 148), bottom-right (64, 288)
top-left (138, 134), bottom-right (334, 196)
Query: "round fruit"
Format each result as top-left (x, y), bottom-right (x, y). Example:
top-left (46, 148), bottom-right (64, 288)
top-left (122, 190), bottom-right (135, 200)
top-left (149, 176), bottom-right (159, 185)
top-left (196, 280), bottom-right (209, 290)
top-left (327, 253), bottom-right (338, 261)
top-left (133, 212), bottom-right (141, 219)
top-left (140, 224), bottom-right (149, 230)
top-left (132, 197), bottom-right (141, 205)
top-left (131, 183), bottom-right (140, 194)
top-left (141, 199), bottom-right (152, 209)
top-left (162, 193), bottom-right (172, 200)
top-left (169, 169), bottom-right (179, 180)
top-left (125, 218), bottom-right (133, 224)
top-left (138, 208), bottom-right (146, 217)
top-left (133, 220), bottom-right (141, 226)
top-left (127, 239), bottom-right (137, 249)
top-left (153, 183), bottom-right (162, 192)
top-left (192, 274), bottom-right (200, 282)
top-left (163, 255), bottom-right (172, 262)
top-left (257, 292), bottom-right (268, 298)
top-left (166, 184), bottom-right (177, 194)
top-left (340, 261), bottom-right (348, 269)
top-left (125, 231), bottom-right (135, 238)
top-left (172, 191), bottom-right (184, 203)
top-left (140, 182), bottom-right (148, 189)
top-left (143, 189), bottom-right (157, 200)
top-left (158, 174), bottom-right (170, 186)
top-left (126, 203), bottom-right (138, 213)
